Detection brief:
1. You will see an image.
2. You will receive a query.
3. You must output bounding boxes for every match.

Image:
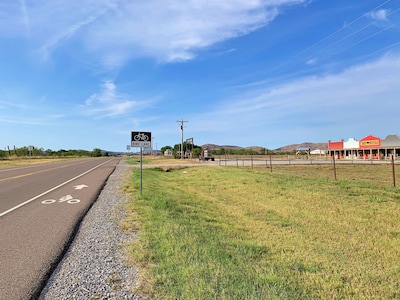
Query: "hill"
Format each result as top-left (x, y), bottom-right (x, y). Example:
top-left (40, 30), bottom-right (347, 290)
top-left (274, 142), bottom-right (327, 152)
top-left (201, 142), bottom-right (327, 153)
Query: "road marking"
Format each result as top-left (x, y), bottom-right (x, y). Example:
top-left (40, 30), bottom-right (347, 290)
top-left (41, 195), bottom-right (80, 205)
top-left (0, 159), bottom-right (113, 217)
top-left (67, 199), bottom-right (80, 204)
top-left (74, 184), bottom-right (88, 190)
top-left (41, 199), bottom-right (57, 204)
top-left (0, 160), bottom-right (92, 182)
top-left (59, 195), bottom-right (74, 202)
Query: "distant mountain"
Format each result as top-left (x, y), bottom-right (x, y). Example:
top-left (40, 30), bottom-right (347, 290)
top-left (201, 144), bottom-right (243, 151)
top-left (274, 142), bottom-right (328, 152)
top-left (201, 142), bottom-right (327, 152)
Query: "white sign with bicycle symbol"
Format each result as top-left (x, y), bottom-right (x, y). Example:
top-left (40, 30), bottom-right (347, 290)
top-left (131, 131), bottom-right (152, 147)
top-left (41, 195), bottom-right (80, 205)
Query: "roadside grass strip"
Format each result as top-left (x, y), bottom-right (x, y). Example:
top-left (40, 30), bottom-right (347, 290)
top-left (124, 165), bottom-right (400, 299)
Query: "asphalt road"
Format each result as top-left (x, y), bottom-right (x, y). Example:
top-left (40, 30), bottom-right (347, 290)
top-left (0, 157), bottom-right (121, 299)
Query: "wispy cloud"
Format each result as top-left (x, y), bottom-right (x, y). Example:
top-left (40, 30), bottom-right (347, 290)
top-left (40, 13), bottom-right (102, 60)
top-left (81, 80), bottom-right (149, 118)
top-left (190, 53), bottom-right (400, 140)
top-left (84, 0), bottom-right (289, 66)
top-left (0, 114), bottom-right (63, 126)
top-left (0, 0), bottom-right (307, 67)
top-left (0, 100), bottom-right (31, 110)
top-left (19, 0), bottom-right (31, 38)
top-left (0, 97), bottom-right (65, 126)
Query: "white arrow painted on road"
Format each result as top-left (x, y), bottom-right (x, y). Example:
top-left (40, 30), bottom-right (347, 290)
top-left (74, 184), bottom-right (88, 190)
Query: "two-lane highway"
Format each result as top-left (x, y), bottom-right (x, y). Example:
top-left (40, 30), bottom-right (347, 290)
top-left (0, 157), bottom-right (121, 299)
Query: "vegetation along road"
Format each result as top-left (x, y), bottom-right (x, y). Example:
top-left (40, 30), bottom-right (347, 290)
top-left (124, 156), bottom-right (400, 299)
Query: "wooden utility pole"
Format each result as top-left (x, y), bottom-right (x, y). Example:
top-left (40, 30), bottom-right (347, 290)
top-left (177, 119), bottom-right (188, 159)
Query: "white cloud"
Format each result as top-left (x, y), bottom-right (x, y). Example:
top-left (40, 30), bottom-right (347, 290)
top-left (0, 0), bottom-right (306, 67)
top-left (306, 58), bottom-right (317, 65)
top-left (82, 80), bottom-right (149, 118)
top-left (85, 0), bottom-right (293, 66)
top-left (192, 54), bottom-right (400, 138)
top-left (367, 9), bottom-right (388, 21)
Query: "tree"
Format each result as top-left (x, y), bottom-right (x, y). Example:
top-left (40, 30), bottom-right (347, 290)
top-left (92, 148), bottom-right (102, 157)
top-left (172, 142), bottom-right (202, 158)
top-left (192, 147), bottom-right (202, 158)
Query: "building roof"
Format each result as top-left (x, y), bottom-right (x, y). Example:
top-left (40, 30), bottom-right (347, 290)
top-left (381, 134), bottom-right (400, 147)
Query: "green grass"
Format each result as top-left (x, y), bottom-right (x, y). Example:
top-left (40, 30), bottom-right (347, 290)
top-left (123, 164), bottom-right (400, 299)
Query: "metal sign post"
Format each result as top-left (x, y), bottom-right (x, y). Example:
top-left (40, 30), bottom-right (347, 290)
top-left (140, 147), bottom-right (143, 195)
top-left (131, 131), bottom-right (152, 195)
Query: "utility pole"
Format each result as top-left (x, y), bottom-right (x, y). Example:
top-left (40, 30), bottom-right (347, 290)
top-left (177, 119), bottom-right (188, 159)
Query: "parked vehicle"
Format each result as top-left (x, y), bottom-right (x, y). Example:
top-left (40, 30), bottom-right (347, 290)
top-left (200, 148), bottom-right (214, 161)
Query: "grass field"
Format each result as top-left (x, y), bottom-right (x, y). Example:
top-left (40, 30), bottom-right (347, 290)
top-left (124, 159), bottom-right (400, 299)
top-left (0, 156), bottom-right (71, 168)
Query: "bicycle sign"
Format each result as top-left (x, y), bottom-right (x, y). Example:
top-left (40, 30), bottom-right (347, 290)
top-left (131, 131), bottom-right (152, 147)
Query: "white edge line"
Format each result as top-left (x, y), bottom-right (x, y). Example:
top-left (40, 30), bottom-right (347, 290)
top-left (0, 159), bottom-right (114, 218)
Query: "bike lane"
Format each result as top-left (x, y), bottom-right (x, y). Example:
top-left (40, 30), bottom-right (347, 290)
top-left (0, 158), bottom-right (120, 299)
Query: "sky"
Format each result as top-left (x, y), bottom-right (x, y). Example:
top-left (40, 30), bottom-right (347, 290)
top-left (1, 0), bottom-right (400, 152)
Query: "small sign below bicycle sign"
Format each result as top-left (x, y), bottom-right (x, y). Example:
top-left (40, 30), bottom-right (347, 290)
top-left (131, 131), bottom-right (152, 147)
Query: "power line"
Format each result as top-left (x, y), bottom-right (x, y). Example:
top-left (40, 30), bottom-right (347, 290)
top-left (262, 0), bottom-right (398, 80)
top-left (284, 0), bottom-right (393, 65)
top-left (303, 6), bottom-right (400, 64)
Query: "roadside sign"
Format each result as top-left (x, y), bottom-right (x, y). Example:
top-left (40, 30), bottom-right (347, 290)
top-left (131, 131), bottom-right (152, 147)
top-left (131, 131), bottom-right (152, 195)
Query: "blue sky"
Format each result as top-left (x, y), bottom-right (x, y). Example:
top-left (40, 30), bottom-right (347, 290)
top-left (1, 0), bottom-right (400, 152)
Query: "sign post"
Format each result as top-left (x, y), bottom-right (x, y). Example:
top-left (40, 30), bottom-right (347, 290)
top-left (131, 132), bottom-right (152, 195)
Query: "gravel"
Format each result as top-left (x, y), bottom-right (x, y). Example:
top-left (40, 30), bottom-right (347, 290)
top-left (39, 159), bottom-right (145, 300)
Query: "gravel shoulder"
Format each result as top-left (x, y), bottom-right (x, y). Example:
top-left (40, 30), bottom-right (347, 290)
top-left (39, 159), bottom-right (144, 300)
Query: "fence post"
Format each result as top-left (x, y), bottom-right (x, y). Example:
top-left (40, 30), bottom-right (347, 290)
top-left (333, 154), bottom-right (337, 180)
top-left (270, 154), bottom-right (272, 173)
top-left (392, 154), bottom-right (396, 187)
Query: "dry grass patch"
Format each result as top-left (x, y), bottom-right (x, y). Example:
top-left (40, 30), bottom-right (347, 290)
top-left (124, 165), bottom-right (400, 299)
top-left (0, 156), bottom-right (71, 168)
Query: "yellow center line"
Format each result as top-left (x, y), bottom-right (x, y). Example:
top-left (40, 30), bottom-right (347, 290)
top-left (0, 161), bottom-right (87, 182)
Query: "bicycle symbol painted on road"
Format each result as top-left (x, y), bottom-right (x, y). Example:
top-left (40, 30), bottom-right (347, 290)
top-left (41, 195), bottom-right (80, 205)
top-left (133, 132), bottom-right (149, 141)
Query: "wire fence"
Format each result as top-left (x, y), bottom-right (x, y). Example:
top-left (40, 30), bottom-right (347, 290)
top-left (215, 154), bottom-right (399, 187)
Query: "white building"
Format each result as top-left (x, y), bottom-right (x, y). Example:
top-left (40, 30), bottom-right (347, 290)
top-left (343, 137), bottom-right (359, 159)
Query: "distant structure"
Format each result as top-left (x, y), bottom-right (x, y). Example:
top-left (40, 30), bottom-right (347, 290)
top-left (328, 134), bottom-right (400, 160)
top-left (164, 149), bottom-right (172, 156)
